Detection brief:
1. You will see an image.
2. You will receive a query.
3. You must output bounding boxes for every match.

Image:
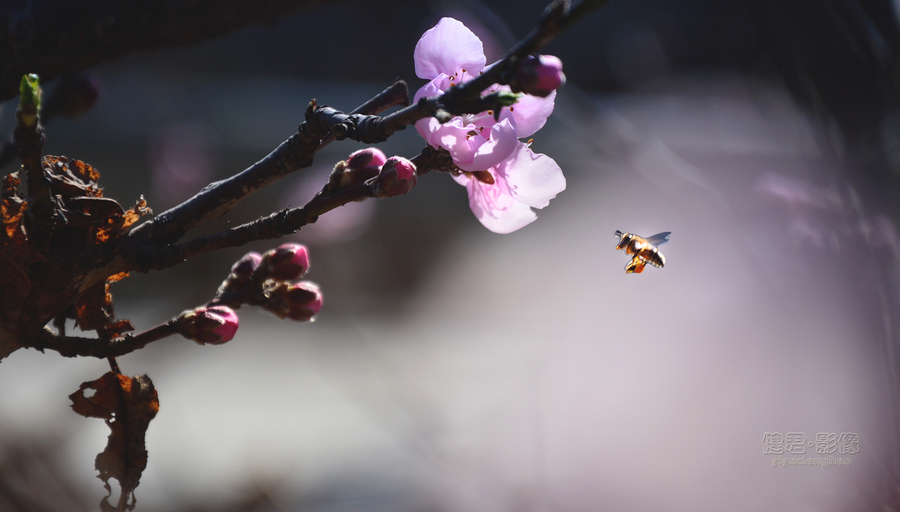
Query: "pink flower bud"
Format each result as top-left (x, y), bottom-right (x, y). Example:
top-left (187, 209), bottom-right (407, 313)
top-left (217, 251), bottom-right (263, 297)
top-left (347, 148), bottom-right (387, 171)
top-left (179, 305), bottom-right (239, 345)
top-left (262, 243), bottom-right (310, 281)
top-left (231, 251), bottom-right (262, 282)
top-left (263, 281), bottom-right (323, 322)
top-left (332, 148), bottom-right (387, 189)
top-left (510, 55), bottom-right (565, 97)
top-left (374, 156), bottom-right (416, 198)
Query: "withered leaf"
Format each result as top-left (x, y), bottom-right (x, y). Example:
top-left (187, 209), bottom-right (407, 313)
top-left (122, 196), bottom-right (152, 232)
top-left (74, 273), bottom-right (134, 337)
top-left (62, 195), bottom-right (151, 243)
top-left (74, 281), bottom-right (113, 332)
top-left (99, 319), bottom-right (135, 340)
top-left (70, 372), bottom-right (159, 512)
top-left (0, 172), bottom-right (32, 325)
top-left (1, 172), bottom-right (27, 240)
top-left (64, 196), bottom-right (125, 243)
top-left (107, 272), bottom-right (129, 283)
top-left (43, 155), bottom-right (103, 199)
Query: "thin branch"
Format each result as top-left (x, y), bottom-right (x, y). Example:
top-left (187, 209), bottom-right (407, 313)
top-left (317, 80), bottom-right (410, 149)
top-left (130, 146), bottom-right (455, 267)
top-left (30, 322), bottom-right (178, 358)
top-left (124, 81), bottom-right (409, 250)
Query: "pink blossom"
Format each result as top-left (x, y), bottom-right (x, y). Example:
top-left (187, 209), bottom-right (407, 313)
top-left (413, 17), bottom-right (565, 233)
top-left (453, 142), bottom-right (565, 234)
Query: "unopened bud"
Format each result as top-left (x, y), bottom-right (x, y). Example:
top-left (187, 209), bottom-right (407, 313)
top-left (373, 156), bottom-right (416, 198)
top-left (217, 251), bottom-right (263, 296)
top-left (264, 281), bottom-right (323, 322)
top-left (261, 243), bottom-right (310, 281)
top-left (18, 74), bottom-right (42, 128)
top-left (347, 147), bottom-right (387, 171)
top-left (178, 305), bottom-right (239, 345)
top-left (509, 55), bottom-right (565, 97)
top-left (331, 148), bottom-right (386, 190)
top-left (231, 251), bottom-right (262, 282)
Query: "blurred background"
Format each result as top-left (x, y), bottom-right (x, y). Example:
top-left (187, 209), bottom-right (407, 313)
top-left (1, 0), bottom-right (899, 510)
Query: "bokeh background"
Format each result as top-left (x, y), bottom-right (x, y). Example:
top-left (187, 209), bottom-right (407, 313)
top-left (1, 0), bottom-right (899, 510)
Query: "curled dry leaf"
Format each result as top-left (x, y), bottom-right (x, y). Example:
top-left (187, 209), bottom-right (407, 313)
top-left (1, 172), bottom-right (26, 241)
top-left (122, 196), bottom-right (151, 232)
top-left (73, 278), bottom-right (134, 338)
top-left (0, 172), bottom-right (31, 325)
top-left (70, 372), bottom-right (159, 512)
top-left (44, 155), bottom-right (103, 199)
top-left (43, 156), bottom-right (153, 244)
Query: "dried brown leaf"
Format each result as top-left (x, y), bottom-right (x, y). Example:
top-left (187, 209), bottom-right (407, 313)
top-left (74, 274), bottom-right (134, 337)
top-left (70, 372), bottom-right (159, 511)
top-left (74, 281), bottom-right (113, 332)
top-left (0, 172), bottom-right (32, 325)
top-left (1, 172), bottom-right (27, 240)
top-left (64, 196), bottom-right (128, 243)
top-left (122, 196), bottom-right (152, 231)
top-left (107, 272), bottom-right (129, 283)
top-left (43, 155), bottom-right (103, 199)
top-left (99, 319), bottom-right (135, 340)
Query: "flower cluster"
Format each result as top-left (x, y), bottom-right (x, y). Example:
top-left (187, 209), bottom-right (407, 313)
top-left (329, 147), bottom-right (417, 198)
top-left (215, 243), bottom-right (323, 322)
top-left (413, 18), bottom-right (566, 233)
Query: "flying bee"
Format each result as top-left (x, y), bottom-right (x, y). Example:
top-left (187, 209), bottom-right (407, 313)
top-left (614, 230), bottom-right (670, 274)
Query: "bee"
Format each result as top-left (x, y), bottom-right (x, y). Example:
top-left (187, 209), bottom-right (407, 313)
top-left (614, 230), bottom-right (670, 274)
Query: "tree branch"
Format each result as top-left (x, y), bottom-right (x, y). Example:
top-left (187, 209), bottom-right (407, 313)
top-left (127, 146), bottom-right (454, 268)
top-left (123, 80), bottom-right (409, 251)
top-left (30, 322), bottom-right (178, 359)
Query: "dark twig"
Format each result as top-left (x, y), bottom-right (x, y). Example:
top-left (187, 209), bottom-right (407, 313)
top-left (317, 80), bottom-right (409, 149)
top-left (30, 321), bottom-right (178, 359)
top-left (13, 76), bottom-right (53, 247)
top-left (130, 146), bottom-right (456, 266)
top-left (124, 81), bottom-right (409, 251)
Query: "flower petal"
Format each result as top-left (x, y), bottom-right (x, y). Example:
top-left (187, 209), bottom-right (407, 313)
top-left (501, 90), bottom-right (556, 138)
top-left (465, 178), bottom-right (537, 234)
top-left (413, 77), bottom-right (445, 103)
top-left (428, 117), bottom-right (476, 162)
top-left (463, 118), bottom-right (518, 172)
top-left (414, 18), bottom-right (486, 80)
top-left (498, 143), bottom-right (566, 209)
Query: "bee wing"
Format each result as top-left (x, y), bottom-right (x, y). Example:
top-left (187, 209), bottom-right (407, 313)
top-left (644, 231), bottom-right (671, 247)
